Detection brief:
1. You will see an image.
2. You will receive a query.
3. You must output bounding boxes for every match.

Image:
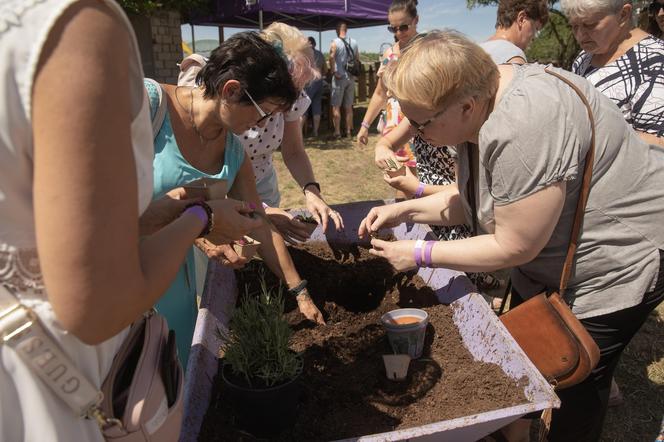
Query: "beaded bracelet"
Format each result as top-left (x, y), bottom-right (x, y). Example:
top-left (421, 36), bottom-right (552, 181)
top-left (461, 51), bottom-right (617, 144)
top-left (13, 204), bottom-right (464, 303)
top-left (183, 201), bottom-right (214, 237)
top-left (361, 121), bottom-right (371, 130)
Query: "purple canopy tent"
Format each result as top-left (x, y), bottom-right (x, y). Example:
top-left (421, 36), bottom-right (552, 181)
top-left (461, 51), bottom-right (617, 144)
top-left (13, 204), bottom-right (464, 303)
top-left (185, 0), bottom-right (391, 49)
top-left (187, 0), bottom-right (391, 31)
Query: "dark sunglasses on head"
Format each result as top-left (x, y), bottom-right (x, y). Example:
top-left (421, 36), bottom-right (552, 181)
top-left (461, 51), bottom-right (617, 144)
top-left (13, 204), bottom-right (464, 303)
top-left (650, 2), bottom-right (664, 14)
top-left (387, 23), bottom-right (411, 33)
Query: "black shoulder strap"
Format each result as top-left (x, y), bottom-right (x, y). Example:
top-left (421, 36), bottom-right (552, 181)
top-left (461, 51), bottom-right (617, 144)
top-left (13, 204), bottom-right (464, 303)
top-left (467, 143), bottom-right (478, 236)
top-left (340, 37), bottom-right (356, 61)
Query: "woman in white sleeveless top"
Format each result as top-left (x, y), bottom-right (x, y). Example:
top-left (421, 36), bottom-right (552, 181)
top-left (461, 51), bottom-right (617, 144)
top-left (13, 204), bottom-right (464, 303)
top-left (0, 1), bottom-right (261, 440)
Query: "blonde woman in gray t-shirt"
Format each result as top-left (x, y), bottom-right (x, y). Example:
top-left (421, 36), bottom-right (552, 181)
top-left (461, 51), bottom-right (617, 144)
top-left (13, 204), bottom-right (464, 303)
top-left (358, 30), bottom-right (664, 441)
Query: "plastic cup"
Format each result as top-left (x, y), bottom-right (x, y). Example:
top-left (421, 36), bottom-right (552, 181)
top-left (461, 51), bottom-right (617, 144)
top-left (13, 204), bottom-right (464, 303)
top-left (382, 354), bottom-right (411, 381)
top-left (380, 308), bottom-right (429, 359)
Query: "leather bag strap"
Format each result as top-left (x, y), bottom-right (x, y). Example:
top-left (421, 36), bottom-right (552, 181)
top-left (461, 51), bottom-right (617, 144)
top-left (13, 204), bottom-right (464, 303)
top-left (466, 66), bottom-right (596, 296)
top-left (543, 67), bottom-right (596, 295)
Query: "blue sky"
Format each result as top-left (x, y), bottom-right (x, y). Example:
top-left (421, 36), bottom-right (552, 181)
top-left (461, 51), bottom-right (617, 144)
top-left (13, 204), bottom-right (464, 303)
top-left (181, 0), bottom-right (499, 54)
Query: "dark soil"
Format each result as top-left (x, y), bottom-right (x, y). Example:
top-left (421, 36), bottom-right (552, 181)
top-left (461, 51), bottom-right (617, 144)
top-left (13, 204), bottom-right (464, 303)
top-left (200, 242), bottom-right (527, 441)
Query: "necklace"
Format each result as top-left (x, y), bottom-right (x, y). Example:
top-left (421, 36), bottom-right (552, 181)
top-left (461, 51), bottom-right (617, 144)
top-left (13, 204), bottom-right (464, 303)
top-left (174, 86), bottom-right (224, 144)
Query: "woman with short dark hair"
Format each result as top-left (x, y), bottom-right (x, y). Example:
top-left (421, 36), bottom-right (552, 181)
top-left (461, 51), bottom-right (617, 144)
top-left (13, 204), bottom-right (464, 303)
top-left (148, 31), bottom-right (324, 367)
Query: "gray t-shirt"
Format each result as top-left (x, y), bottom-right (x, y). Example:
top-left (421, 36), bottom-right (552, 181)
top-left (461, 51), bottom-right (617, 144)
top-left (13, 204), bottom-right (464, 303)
top-left (479, 39), bottom-right (527, 65)
top-left (456, 64), bottom-right (664, 319)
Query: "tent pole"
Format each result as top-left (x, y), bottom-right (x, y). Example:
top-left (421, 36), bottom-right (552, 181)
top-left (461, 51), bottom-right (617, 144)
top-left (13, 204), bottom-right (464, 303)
top-left (259, 9), bottom-right (263, 30)
top-left (218, 26), bottom-right (224, 43)
top-left (318, 30), bottom-right (322, 49)
top-left (191, 24), bottom-right (196, 53)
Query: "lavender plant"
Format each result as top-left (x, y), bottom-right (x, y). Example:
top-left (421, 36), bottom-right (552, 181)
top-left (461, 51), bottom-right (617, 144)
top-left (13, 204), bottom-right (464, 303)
top-left (220, 277), bottom-right (302, 388)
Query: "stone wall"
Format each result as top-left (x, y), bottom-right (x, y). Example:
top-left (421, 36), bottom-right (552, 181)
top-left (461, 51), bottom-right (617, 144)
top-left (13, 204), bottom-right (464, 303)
top-left (129, 10), bottom-right (182, 84)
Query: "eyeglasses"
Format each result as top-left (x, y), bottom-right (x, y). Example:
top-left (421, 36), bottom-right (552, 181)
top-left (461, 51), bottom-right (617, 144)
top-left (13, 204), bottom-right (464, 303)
top-left (244, 89), bottom-right (272, 125)
top-left (649, 2), bottom-right (664, 14)
top-left (387, 23), bottom-right (411, 33)
top-left (408, 106), bottom-right (448, 134)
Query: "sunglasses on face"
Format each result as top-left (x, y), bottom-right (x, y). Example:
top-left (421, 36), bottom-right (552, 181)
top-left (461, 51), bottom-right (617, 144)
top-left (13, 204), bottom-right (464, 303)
top-left (408, 106), bottom-right (447, 134)
top-left (244, 89), bottom-right (272, 125)
top-left (387, 23), bottom-right (411, 33)
top-left (650, 2), bottom-right (664, 14)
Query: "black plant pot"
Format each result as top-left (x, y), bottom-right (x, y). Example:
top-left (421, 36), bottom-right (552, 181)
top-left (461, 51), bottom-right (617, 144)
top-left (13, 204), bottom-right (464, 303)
top-left (221, 359), bottom-right (302, 438)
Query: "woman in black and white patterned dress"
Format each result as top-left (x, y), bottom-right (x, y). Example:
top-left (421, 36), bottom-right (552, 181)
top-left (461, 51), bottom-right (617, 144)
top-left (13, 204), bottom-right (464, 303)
top-left (562, 0), bottom-right (664, 146)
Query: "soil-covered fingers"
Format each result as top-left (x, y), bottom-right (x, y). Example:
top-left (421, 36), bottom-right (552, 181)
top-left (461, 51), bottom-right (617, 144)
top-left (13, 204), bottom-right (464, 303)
top-left (358, 209), bottom-right (379, 238)
top-left (328, 209), bottom-right (345, 231)
top-left (297, 292), bottom-right (326, 325)
top-left (369, 238), bottom-right (417, 272)
top-left (358, 206), bottom-right (399, 238)
top-left (287, 218), bottom-right (314, 242)
top-left (306, 197), bottom-right (333, 232)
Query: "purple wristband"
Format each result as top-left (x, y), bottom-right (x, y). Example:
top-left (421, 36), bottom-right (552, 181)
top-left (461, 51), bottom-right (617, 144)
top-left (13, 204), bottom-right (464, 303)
top-left (413, 240), bottom-right (424, 267)
top-left (184, 205), bottom-right (208, 229)
top-left (414, 182), bottom-right (426, 198)
top-left (423, 241), bottom-right (435, 268)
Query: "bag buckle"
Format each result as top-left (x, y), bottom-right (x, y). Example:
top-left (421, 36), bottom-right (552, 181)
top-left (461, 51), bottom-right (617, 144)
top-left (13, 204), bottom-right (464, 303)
top-left (89, 406), bottom-right (124, 432)
top-left (0, 302), bottom-right (37, 343)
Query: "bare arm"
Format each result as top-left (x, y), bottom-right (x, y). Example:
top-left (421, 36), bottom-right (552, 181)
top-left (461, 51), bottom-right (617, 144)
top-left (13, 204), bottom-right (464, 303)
top-left (636, 130), bottom-right (664, 148)
top-left (32, 2), bottom-right (261, 344)
top-left (228, 157), bottom-right (325, 324)
top-left (427, 182), bottom-right (566, 271)
top-left (357, 78), bottom-right (388, 145)
top-left (228, 157), bottom-right (300, 285)
top-left (328, 42), bottom-right (337, 76)
top-left (374, 118), bottom-right (413, 169)
top-left (281, 119), bottom-right (342, 231)
top-left (369, 182), bottom-right (566, 272)
top-left (358, 184), bottom-right (466, 238)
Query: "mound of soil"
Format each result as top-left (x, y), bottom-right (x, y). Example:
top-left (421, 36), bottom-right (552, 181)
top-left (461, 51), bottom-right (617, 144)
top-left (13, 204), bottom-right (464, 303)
top-left (200, 242), bottom-right (527, 441)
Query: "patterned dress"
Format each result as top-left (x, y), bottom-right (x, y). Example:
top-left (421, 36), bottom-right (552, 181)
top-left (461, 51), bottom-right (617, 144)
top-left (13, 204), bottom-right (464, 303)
top-left (572, 36), bottom-right (664, 136)
top-left (412, 136), bottom-right (489, 287)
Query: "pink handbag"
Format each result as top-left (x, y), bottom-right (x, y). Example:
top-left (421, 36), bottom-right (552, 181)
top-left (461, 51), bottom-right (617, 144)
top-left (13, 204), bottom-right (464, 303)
top-left (0, 284), bottom-right (183, 441)
top-left (100, 312), bottom-right (184, 441)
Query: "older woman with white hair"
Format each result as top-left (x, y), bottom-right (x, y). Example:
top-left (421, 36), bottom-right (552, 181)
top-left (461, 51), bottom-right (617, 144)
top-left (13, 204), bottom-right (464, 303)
top-left (562, 0), bottom-right (664, 147)
top-left (357, 30), bottom-right (664, 441)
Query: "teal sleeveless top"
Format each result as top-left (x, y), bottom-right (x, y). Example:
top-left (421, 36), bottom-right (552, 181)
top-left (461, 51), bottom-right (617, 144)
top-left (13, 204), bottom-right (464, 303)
top-left (145, 79), bottom-right (245, 368)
